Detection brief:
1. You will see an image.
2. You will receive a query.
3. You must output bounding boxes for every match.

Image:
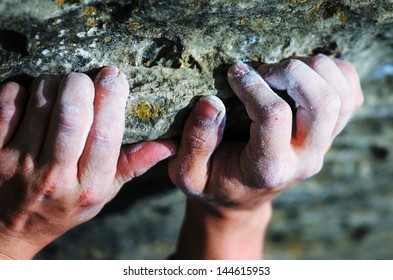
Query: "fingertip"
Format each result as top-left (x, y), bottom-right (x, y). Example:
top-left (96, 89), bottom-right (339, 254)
top-left (193, 95), bottom-right (226, 125)
top-left (0, 81), bottom-right (26, 96)
top-left (61, 72), bottom-right (95, 95)
top-left (117, 140), bottom-right (179, 181)
top-left (94, 66), bottom-right (129, 97)
top-left (99, 66), bottom-right (119, 77)
top-left (199, 95), bottom-right (226, 115)
top-left (94, 66), bottom-right (119, 82)
top-left (126, 139), bottom-right (178, 158)
top-left (228, 62), bottom-right (251, 78)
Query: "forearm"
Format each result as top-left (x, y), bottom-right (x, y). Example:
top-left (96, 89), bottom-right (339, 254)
top-left (175, 198), bottom-right (272, 260)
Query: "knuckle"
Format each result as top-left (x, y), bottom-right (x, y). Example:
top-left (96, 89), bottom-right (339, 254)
top-left (340, 98), bottom-right (356, 118)
top-left (309, 54), bottom-right (333, 70)
top-left (247, 160), bottom-right (289, 189)
top-left (299, 156), bottom-right (324, 180)
top-left (0, 100), bottom-right (17, 121)
top-left (90, 127), bottom-right (116, 148)
top-left (169, 170), bottom-right (194, 194)
top-left (77, 187), bottom-right (104, 208)
top-left (168, 161), bottom-right (202, 194)
top-left (260, 101), bottom-right (292, 128)
top-left (184, 130), bottom-right (211, 152)
top-left (33, 171), bottom-right (64, 199)
top-left (284, 59), bottom-right (307, 75)
top-left (340, 61), bottom-right (358, 77)
top-left (315, 89), bottom-right (341, 117)
top-left (57, 103), bottom-right (88, 133)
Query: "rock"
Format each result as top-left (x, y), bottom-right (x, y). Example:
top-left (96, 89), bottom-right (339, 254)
top-left (1, 0), bottom-right (392, 143)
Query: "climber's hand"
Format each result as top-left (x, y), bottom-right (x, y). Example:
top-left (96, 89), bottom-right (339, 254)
top-left (169, 55), bottom-right (363, 259)
top-left (0, 67), bottom-right (176, 259)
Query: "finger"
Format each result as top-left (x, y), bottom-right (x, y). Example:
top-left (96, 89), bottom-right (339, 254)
top-left (112, 139), bottom-right (177, 198)
top-left (227, 63), bottom-right (293, 174)
top-left (0, 82), bottom-right (27, 147)
top-left (11, 75), bottom-right (60, 156)
top-left (293, 54), bottom-right (355, 136)
top-left (78, 67), bottom-right (129, 187)
top-left (168, 95), bottom-right (226, 193)
top-left (258, 59), bottom-right (340, 153)
top-left (333, 59), bottom-right (364, 112)
top-left (40, 73), bottom-right (94, 170)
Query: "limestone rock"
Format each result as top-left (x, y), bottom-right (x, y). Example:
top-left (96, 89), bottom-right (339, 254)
top-left (1, 0), bottom-right (392, 143)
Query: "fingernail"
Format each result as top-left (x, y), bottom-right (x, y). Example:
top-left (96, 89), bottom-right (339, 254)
top-left (228, 63), bottom-right (251, 77)
top-left (195, 95), bottom-right (225, 124)
top-left (95, 66), bottom-right (119, 82)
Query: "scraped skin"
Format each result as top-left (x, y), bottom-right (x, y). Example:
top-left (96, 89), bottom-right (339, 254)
top-left (170, 55), bottom-right (363, 259)
top-left (0, 67), bottom-right (176, 259)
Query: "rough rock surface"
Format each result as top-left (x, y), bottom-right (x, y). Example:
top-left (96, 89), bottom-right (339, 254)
top-left (1, 1), bottom-right (393, 260)
top-left (1, 0), bottom-right (392, 143)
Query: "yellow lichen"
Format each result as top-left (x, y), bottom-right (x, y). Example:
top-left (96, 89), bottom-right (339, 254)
top-left (86, 17), bottom-right (98, 28)
top-left (131, 6), bottom-right (139, 14)
top-left (83, 6), bottom-right (99, 28)
top-left (290, 0), bottom-right (312, 7)
top-left (307, 1), bottom-right (349, 23)
top-left (130, 100), bottom-right (165, 122)
top-left (308, 3), bottom-right (322, 15)
top-left (84, 6), bottom-right (97, 16)
top-left (239, 17), bottom-right (250, 25)
top-left (56, 0), bottom-right (84, 8)
top-left (128, 21), bottom-right (142, 31)
top-left (340, 12), bottom-right (348, 23)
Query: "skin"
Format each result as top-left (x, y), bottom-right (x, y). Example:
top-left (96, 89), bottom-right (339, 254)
top-left (0, 67), bottom-right (176, 259)
top-left (169, 54), bottom-right (363, 259)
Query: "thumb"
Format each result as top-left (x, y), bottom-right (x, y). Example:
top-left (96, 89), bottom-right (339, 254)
top-left (116, 139), bottom-right (177, 185)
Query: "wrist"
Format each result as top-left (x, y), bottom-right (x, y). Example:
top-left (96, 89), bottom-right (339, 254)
top-left (175, 198), bottom-right (272, 259)
top-left (0, 226), bottom-right (43, 260)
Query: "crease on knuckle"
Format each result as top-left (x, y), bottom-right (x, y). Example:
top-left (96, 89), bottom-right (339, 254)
top-left (260, 101), bottom-right (292, 128)
top-left (314, 89), bottom-right (341, 117)
top-left (57, 103), bottom-right (89, 134)
top-left (185, 131), bottom-right (211, 152)
top-left (90, 129), bottom-right (115, 148)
